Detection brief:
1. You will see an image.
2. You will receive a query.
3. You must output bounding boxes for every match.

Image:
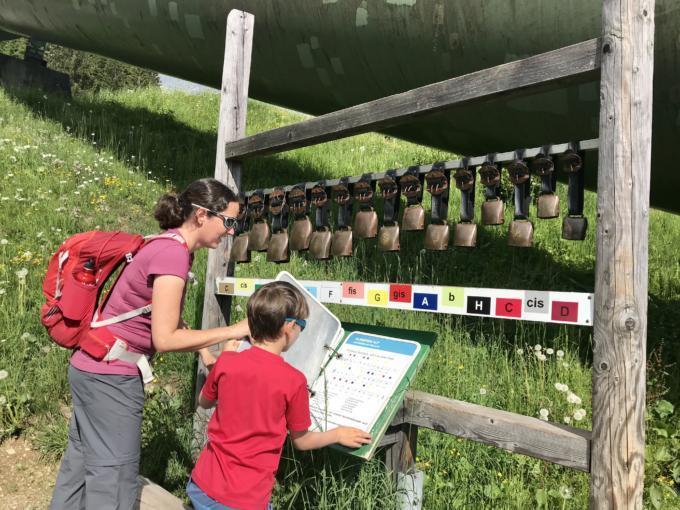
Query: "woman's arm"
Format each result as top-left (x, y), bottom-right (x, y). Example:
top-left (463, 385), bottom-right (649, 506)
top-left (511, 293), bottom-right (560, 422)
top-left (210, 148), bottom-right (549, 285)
top-left (151, 275), bottom-right (249, 353)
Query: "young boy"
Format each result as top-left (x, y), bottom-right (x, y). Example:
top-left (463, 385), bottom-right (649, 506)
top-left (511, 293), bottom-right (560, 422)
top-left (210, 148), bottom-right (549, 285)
top-left (188, 281), bottom-right (371, 510)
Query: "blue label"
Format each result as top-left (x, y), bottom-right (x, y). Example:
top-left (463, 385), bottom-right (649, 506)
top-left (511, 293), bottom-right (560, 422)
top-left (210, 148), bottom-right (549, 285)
top-left (305, 286), bottom-right (318, 298)
top-left (413, 293), bottom-right (438, 311)
top-left (345, 332), bottom-right (418, 356)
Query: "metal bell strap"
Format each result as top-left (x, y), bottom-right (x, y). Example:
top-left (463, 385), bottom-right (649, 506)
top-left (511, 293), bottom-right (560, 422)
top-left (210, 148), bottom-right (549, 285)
top-left (453, 163), bottom-right (477, 248)
top-left (560, 147), bottom-right (587, 240)
top-left (247, 189), bottom-right (270, 252)
top-left (266, 187), bottom-right (290, 263)
top-left (288, 183), bottom-right (313, 251)
top-left (400, 167), bottom-right (425, 231)
top-left (531, 146), bottom-right (560, 219)
top-left (352, 173), bottom-right (378, 239)
top-left (479, 158), bottom-right (504, 226)
top-left (230, 194), bottom-right (250, 263)
top-left (378, 169), bottom-right (401, 252)
top-left (424, 166), bottom-right (450, 251)
top-left (506, 154), bottom-right (534, 247)
top-left (309, 181), bottom-right (332, 260)
top-left (331, 177), bottom-right (353, 257)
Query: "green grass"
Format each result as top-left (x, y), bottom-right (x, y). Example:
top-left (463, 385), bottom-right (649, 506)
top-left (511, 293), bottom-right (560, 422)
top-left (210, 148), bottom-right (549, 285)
top-left (0, 86), bottom-right (678, 509)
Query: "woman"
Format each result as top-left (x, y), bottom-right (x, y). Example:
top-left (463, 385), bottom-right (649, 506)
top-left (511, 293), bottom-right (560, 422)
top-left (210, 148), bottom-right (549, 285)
top-left (50, 178), bottom-right (249, 510)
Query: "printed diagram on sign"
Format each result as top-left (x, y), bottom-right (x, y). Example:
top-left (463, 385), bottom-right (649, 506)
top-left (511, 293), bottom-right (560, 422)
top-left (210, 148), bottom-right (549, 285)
top-left (309, 332), bottom-right (420, 433)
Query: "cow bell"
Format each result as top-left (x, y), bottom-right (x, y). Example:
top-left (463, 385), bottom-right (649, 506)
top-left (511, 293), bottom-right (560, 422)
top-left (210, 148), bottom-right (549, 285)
top-left (309, 228), bottom-right (332, 260)
top-left (290, 217), bottom-right (313, 251)
top-left (424, 223), bottom-right (449, 251)
top-left (266, 231), bottom-right (290, 263)
top-left (508, 219), bottom-right (534, 247)
top-left (354, 209), bottom-right (378, 239)
top-left (453, 222), bottom-right (477, 248)
top-left (229, 233), bottom-right (250, 263)
top-left (537, 193), bottom-right (560, 219)
top-left (249, 221), bottom-right (270, 252)
top-left (378, 224), bottom-right (400, 252)
top-left (562, 216), bottom-right (588, 240)
top-left (331, 228), bottom-right (353, 257)
top-left (481, 199), bottom-right (504, 225)
top-left (402, 205), bottom-right (425, 231)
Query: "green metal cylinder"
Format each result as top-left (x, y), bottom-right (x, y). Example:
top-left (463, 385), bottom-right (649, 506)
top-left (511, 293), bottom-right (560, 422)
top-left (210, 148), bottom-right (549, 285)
top-left (0, 1), bottom-right (678, 211)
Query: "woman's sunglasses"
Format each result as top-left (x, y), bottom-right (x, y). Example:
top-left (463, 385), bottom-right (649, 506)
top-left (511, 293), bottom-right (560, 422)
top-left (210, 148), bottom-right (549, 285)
top-left (192, 203), bottom-right (239, 231)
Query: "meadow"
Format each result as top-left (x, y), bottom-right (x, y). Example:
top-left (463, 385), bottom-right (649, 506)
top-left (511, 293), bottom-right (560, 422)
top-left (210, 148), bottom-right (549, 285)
top-left (0, 86), bottom-right (678, 509)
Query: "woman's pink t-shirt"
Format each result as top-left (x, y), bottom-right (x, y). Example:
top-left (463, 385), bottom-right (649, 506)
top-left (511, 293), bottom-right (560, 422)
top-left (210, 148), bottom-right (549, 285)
top-left (70, 230), bottom-right (192, 376)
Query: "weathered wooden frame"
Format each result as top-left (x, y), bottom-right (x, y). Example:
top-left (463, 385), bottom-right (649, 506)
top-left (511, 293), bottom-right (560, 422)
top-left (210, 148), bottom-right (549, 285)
top-left (197, 2), bottom-right (654, 508)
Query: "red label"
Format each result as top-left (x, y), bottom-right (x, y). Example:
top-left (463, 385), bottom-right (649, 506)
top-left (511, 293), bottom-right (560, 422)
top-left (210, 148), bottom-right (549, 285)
top-left (551, 301), bottom-right (579, 322)
top-left (342, 282), bottom-right (365, 299)
top-left (495, 298), bottom-right (522, 318)
top-left (389, 284), bottom-right (412, 303)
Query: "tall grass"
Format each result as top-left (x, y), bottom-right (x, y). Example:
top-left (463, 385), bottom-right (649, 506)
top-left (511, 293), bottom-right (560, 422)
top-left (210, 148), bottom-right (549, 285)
top-left (0, 86), bottom-right (678, 508)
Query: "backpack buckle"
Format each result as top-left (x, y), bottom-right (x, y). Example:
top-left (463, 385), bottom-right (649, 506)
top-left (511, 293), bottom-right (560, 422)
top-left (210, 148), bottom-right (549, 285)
top-left (125, 253), bottom-right (134, 263)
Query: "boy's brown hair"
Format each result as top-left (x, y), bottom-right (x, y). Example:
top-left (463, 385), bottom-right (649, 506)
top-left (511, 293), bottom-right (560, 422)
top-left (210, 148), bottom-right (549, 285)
top-left (246, 281), bottom-right (309, 341)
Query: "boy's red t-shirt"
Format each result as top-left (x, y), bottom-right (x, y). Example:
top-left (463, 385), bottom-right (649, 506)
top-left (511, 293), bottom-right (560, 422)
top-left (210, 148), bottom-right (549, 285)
top-left (191, 346), bottom-right (311, 510)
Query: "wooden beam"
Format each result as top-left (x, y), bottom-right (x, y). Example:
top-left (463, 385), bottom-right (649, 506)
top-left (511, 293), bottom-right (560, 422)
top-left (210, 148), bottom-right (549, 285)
top-left (591, 0), bottom-right (654, 507)
top-left (193, 9), bottom-right (254, 450)
top-left (224, 38), bottom-right (601, 159)
top-left (397, 391), bottom-right (591, 472)
top-left (137, 476), bottom-right (189, 509)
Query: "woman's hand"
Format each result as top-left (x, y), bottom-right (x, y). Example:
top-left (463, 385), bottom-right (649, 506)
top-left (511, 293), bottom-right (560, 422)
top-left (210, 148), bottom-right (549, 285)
top-left (229, 318), bottom-right (250, 341)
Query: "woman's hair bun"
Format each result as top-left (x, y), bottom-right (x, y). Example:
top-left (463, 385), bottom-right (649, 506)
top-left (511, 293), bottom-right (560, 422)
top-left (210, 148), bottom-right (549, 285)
top-left (153, 193), bottom-right (185, 229)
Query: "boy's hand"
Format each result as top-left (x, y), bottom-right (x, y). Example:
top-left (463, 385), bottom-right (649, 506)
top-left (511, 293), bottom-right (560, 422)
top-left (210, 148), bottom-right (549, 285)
top-left (334, 427), bottom-right (372, 449)
top-left (199, 348), bottom-right (217, 371)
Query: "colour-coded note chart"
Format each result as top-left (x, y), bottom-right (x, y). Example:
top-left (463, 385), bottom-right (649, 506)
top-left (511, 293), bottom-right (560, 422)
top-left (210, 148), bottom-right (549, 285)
top-left (216, 277), bottom-right (593, 326)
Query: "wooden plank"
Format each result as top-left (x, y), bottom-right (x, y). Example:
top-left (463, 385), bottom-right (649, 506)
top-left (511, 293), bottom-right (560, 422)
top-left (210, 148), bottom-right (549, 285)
top-left (396, 391), bottom-right (591, 472)
top-left (591, 0), bottom-right (654, 507)
top-left (137, 476), bottom-right (189, 509)
top-left (193, 9), bottom-right (254, 451)
top-left (225, 38), bottom-right (601, 159)
top-left (384, 423), bottom-right (418, 485)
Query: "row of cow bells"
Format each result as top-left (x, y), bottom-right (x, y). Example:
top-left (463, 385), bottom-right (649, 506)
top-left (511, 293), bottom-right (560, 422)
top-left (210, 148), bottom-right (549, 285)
top-left (229, 148), bottom-right (588, 262)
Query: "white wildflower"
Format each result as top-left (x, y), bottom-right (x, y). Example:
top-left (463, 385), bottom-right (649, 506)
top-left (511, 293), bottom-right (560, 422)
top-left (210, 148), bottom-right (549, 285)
top-left (556, 350), bottom-right (565, 358)
top-left (535, 353), bottom-right (547, 362)
top-left (566, 392), bottom-right (582, 405)
top-left (573, 409), bottom-right (586, 421)
top-left (16, 268), bottom-right (28, 281)
top-left (559, 486), bottom-right (573, 499)
top-left (554, 383), bottom-right (569, 393)
top-left (0, 239), bottom-right (7, 245)
top-left (0, 395), bottom-right (6, 405)
top-left (539, 408), bottom-right (549, 420)
top-left (563, 416), bottom-right (572, 424)
top-left (534, 344), bottom-right (542, 351)
top-left (0, 369), bottom-right (8, 380)
top-left (546, 348), bottom-right (554, 355)
top-left (516, 348), bottom-right (524, 355)
top-left (479, 388), bottom-right (487, 395)
top-left (0, 289), bottom-right (5, 295)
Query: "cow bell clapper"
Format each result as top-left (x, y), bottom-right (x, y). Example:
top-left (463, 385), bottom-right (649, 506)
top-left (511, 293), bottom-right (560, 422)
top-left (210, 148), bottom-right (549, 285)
top-left (479, 160), bottom-right (505, 226)
top-left (352, 174), bottom-right (378, 239)
top-left (453, 164), bottom-right (477, 248)
top-left (400, 168), bottom-right (425, 231)
top-left (378, 170), bottom-right (401, 252)
top-left (507, 156), bottom-right (534, 247)
top-left (230, 194), bottom-right (250, 263)
top-left (560, 147), bottom-right (588, 240)
top-left (309, 182), bottom-right (332, 260)
top-left (266, 187), bottom-right (290, 263)
top-left (247, 190), bottom-right (270, 252)
top-left (424, 167), bottom-right (450, 250)
top-left (288, 184), bottom-right (313, 251)
top-left (532, 147), bottom-right (560, 219)
top-left (331, 178), bottom-right (353, 257)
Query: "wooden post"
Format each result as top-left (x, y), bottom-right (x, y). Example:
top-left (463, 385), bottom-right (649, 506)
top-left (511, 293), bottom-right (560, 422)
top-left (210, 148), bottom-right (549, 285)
top-left (384, 423), bottom-right (418, 485)
top-left (193, 9), bottom-right (254, 451)
top-left (591, 0), bottom-right (654, 507)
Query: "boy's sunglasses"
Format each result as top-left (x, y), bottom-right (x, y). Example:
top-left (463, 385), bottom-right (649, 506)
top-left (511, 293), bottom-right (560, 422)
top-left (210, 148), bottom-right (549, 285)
top-left (285, 317), bottom-right (307, 332)
top-left (192, 203), bottom-right (239, 231)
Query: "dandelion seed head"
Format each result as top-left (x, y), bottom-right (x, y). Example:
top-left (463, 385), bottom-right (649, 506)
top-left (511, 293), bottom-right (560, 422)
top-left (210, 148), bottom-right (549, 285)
top-left (516, 348), bottom-right (524, 355)
top-left (539, 408), bottom-right (549, 418)
top-left (556, 350), bottom-right (565, 358)
top-left (534, 344), bottom-right (542, 351)
top-left (563, 416), bottom-right (572, 424)
top-left (0, 369), bottom-right (8, 380)
top-left (479, 388), bottom-right (487, 395)
top-left (567, 392), bottom-right (582, 405)
top-left (0, 395), bottom-right (6, 405)
top-left (546, 348), bottom-right (554, 355)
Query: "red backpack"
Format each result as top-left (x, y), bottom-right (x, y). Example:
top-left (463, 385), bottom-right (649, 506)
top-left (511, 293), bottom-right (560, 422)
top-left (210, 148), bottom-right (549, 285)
top-left (41, 230), bottom-right (185, 368)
